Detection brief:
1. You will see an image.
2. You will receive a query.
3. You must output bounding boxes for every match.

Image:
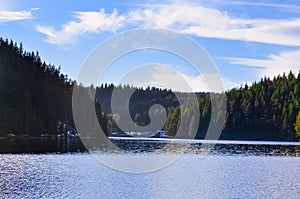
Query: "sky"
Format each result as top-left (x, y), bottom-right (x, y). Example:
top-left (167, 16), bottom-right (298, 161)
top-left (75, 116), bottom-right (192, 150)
top-left (0, 0), bottom-right (300, 92)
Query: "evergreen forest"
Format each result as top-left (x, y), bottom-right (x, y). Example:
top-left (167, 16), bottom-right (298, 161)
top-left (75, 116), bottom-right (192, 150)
top-left (1, 37), bottom-right (299, 141)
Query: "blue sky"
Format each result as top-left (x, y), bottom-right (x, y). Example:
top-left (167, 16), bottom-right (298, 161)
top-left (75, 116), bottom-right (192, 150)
top-left (0, 0), bottom-right (300, 92)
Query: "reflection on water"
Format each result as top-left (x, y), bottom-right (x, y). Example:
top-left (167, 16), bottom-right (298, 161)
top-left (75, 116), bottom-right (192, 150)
top-left (108, 138), bottom-right (300, 156)
top-left (0, 137), bottom-right (86, 153)
top-left (0, 139), bottom-right (300, 198)
top-left (1, 137), bottom-right (299, 155)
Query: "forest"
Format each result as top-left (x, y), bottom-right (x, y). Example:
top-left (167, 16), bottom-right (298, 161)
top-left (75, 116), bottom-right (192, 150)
top-left (0, 37), bottom-right (299, 141)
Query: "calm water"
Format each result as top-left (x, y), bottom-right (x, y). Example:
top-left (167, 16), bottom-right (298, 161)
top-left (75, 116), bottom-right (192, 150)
top-left (0, 140), bottom-right (300, 198)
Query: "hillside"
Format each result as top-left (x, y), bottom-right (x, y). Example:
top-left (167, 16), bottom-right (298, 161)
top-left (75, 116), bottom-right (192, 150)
top-left (0, 37), bottom-right (299, 141)
top-left (0, 38), bottom-right (73, 136)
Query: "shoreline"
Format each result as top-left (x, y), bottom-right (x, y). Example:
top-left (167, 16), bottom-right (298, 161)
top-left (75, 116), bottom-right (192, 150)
top-left (0, 136), bottom-right (299, 154)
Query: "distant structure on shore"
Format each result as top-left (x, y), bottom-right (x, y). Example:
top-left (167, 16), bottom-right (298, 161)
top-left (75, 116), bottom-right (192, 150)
top-left (110, 130), bottom-right (168, 138)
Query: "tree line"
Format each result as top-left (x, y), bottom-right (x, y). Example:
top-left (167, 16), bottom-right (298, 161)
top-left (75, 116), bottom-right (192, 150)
top-left (0, 37), bottom-right (299, 141)
top-left (0, 38), bottom-right (76, 136)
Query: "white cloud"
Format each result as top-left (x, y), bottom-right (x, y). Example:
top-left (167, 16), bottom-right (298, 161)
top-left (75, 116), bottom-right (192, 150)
top-left (116, 64), bottom-right (238, 92)
top-left (0, 10), bottom-right (32, 22)
top-left (30, 8), bottom-right (40, 11)
top-left (176, 72), bottom-right (238, 92)
top-left (36, 9), bottom-right (125, 45)
top-left (129, 3), bottom-right (300, 47)
top-left (231, 1), bottom-right (300, 11)
top-left (226, 50), bottom-right (300, 78)
top-left (36, 1), bottom-right (300, 47)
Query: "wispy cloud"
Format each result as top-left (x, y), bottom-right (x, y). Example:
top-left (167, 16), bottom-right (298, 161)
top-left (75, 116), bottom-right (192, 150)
top-left (30, 8), bottom-right (40, 11)
top-left (117, 64), bottom-right (238, 92)
top-left (129, 3), bottom-right (300, 47)
top-left (36, 9), bottom-right (125, 45)
top-left (36, 1), bottom-right (300, 47)
top-left (226, 50), bottom-right (300, 78)
top-left (0, 10), bottom-right (32, 23)
top-left (231, 1), bottom-right (300, 11)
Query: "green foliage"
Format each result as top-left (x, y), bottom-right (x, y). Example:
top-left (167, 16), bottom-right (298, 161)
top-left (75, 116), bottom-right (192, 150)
top-left (0, 37), bottom-right (109, 136)
top-left (294, 111), bottom-right (300, 137)
top-left (1, 36), bottom-right (299, 141)
top-left (94, 72), bottom-right (300, 141)
top-left (222, 73), bottom-right (300, 141)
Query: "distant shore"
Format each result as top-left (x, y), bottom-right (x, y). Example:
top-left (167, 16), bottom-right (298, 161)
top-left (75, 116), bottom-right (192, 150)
top-left (0, 135), bottom-right (299, 154)
top-left (0, 136), bottom-right (86, 153)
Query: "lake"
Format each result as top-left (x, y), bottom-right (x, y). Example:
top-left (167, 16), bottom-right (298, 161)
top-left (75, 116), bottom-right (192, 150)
top-left (0, 139), bottom-right (299, 198)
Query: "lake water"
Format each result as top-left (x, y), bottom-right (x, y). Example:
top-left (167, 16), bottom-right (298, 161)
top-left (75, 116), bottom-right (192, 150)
top-left (0, 139), bottom-right (300, 198)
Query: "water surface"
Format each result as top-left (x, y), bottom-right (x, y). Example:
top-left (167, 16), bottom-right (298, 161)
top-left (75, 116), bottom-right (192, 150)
top-left (0, 140), bottom-right (299, 198)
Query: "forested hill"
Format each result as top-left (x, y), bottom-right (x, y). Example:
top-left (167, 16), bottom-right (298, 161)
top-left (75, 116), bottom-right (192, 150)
top-left (0, 38), bottom-right (74, 136)
top-left (0, 37), bottom-right (299, 141)
top-left (223, 73), bottom-right (300, 141)
top-left (95, 74), bottom-right (300, 141)
top-left (93, 72), bottom-right (300, 141)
